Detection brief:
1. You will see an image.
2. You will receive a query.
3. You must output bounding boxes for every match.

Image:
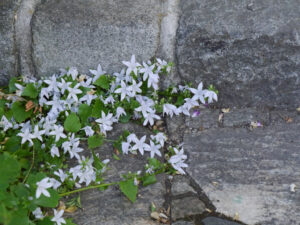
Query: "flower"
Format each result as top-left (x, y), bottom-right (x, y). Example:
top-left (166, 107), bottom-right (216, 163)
top-left (140, 62), bottom-right (155, 81)
top-left (44, 75), bottom-right (60, 93)
top-left (90, 64), bottom-right (106, 82)
top-left (132, 135), bottom-right (149, 155)
top-left (143, 110), bottom-right (161, 126)
top-left (67, 67), bottom-right (78, 80)
top-left (82, 126), bottom-right (94, 137)
top-left (36, 177), bottom-right (53, 198)
top-left (67, 83), bottom-right (82, 102)
top-left (32, 125), bottom-right (45, 142)
top-left (49, 125), bottom-right (66, 142)
top-left (168, 147), bottom-right (188, 175)
top-left (0, 116), bottom-right (13, 131)
top-left (122, 142), bottom-right (131, 154)
top-left (190, 82), bottom-right (205, 104)
top-left (80, 93), bottom-right (97, 105)
top-left (95, 111), bottom-right (114, 136)
top-left (204, 90), bottom-right (218, 103)
top-left (128, 79), bottom-right (142, 97)
top-left (151, 132), bottom-right (167, 147)
top-left (116, 107), bottom-right (126, 119)
top-left (122, 55), bottom-right (141, 76)
top-left (147, 72), bottom-right (159, 90)
top-left (17, 128), bottom-right (34, 145)
top-left (57, 78), bottom-right (71, 94)
top-left (145, 140), bottom-right (161, 158)
top-left (114, 81), bottom-right (132, 101)
top-left (50, 145), bottom-right (60, 158)
top-left (54, 169), bottom-right (68, 182)
top-left (163, 104), bottom-right (180, 118)
top-left (32, 207), bottom-right (44, 219)
top-left (51, 209), bottom-right (66, 225)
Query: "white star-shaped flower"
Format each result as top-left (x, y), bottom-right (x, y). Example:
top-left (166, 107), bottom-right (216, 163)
top-left (79, 93), bottom-right (97, 105)
top-left (17, 128), bottom-right (34, 145)
top-left (140, 62), bottom-right (155, 81)
top-left (204, 90), bottom-right (218, 103)
top-left (32, 125), bottom-right (45, 142)
top-left (51, 209), bottom-right (66, 225)
top-left (145, 140), bottom-right (162, 158)
top-left (143, 110), bottom-right (160, 126)
top-left (44, 75), bottom-right (60, 93)
top-left (81, 126), bottom-right (94, 137)
top-left (95, 111), bottom-right (114, 136)
top-left (163, 104), bottom-right (180, 118)
top-left (190, 82), bottom-right (205, 104)
top-left (114, 81), bottom-right (132, 101)
top-left (67, 83), bottom-right (82, 102)
top-left (116, 107), bottom-right (126, 119)
top-left (132, 135), bottom-right (149, 155)
top-left (90, 64), bottom-right (106, 82)
top-left (50, 145), bottom-right (60, 158)
top-left (36, 177), bottom-right (53, 198)
top-left (67, 67), bottom-right (78, 80)
top-left (122, 55), bottom-right (141, 76)
top-left (128, 80), bottom-right (142, 97)
top-left (54, 169), bottom-right (68, 182)
top-left (151, 132), bottom-right (167, 147)
top-left (57, 78), bottom-right (71, 94)
top-left (49, 125), bottom-right (66, 142)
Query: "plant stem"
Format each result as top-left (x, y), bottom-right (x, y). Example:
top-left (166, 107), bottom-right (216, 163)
top-left (23, 148), bottom-right (35, 183)
top-left (59, 182), bottom-right (119, 197)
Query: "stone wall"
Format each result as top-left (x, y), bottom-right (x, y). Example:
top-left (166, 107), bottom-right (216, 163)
top-left (1, 0), bottom-right (299, 108)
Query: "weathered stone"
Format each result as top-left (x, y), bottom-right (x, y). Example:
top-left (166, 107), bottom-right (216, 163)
top-left (70, 122), bottom-right (166, 225)
top-left (223, 108), bottom-right (269, 127)
top-left (70, 174), bottom-right (166, 225)
top-left (172, 175), bottom-right (195, 196)
top-left (202, 217), bottom-right (241, 225)
top-left (173, 220), bottom-right (194, 225)
top-left (185, 108), bottom-right (219, 130)
top-left (172, 196), bottom-right (205, 220)
top-left (0, 0), bottom-right (19, 85)
top-left (183, 113), bottom-right (300, 224)
top-left (176, 0), bottom-right (300, 108)
top-left (32, 0), bottom-right (161, 77)
top-left (165, 114), bottom-right (185, 144)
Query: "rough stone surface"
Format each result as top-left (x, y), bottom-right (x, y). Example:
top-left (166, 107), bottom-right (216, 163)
top-left (172, 196), bottom-right (206, 220)
top-left (165, 114), bottom-right (186, 144)
top-left (171, 175), bottom-right (196, 196)
top-left (223, 108), bottom-right (269, 127)
top-left (70, 122), bottom-right (165, 225)
top-left (185, 108), bottom-right (219, 130)
top-left (202, 217), bottom-right (241, 225)
top-left (182, 112), bottom-right (300, 225)
top-left (173, 220), bottom-right (194, 225)
top-left (0, 0), bottom-right (19, 85)
top-left (70, 174), bottom-right (165, 225)
top-left (176, 0), bottom-right (300, 108)
top-left (32, 0), bottom-right (162, 77)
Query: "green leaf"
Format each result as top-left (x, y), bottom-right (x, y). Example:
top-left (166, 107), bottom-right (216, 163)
top-left (91, 150), bottom-right (104, 171)
top-left (37, 217), bottom-right (54, 225)
top-left (7, 209), bottom-right (29, 225)
top-left (91, 99), bottom-right (105, 118)
top-left (112, 153), bottom-right (120, 161)
top-left (4, 136), bottom-right (21, 153)
top-left (142, 174), bottom-right (157, 186)
top-left (8, 77), bottom-right (17, 93)
top-left (35, 189), bottom-right (59, 208)
top-left (65, 219), bottom-right (77, 225)
top-left (119, 114), bottom-right (131, 123)
top-left (11, 101), bottom-right (32, 123)
top-left (88, 135), bottom-right (103, 149)
top-left (22, 83), bottom-right (38, 98)
top-left (64, 113), bottom-right (81, 132)
top-left (119, 178), bottom-right (138, 203)
top-left (148, 158), bottom-right (162, 170)
top-left (0, 153), bottom-right (20, 190)
top-left (94, 76), bottom-right (110, 90)
top-left (78, 104), bottom-right (92, 123)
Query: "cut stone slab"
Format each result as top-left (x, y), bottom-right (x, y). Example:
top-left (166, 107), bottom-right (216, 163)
top-left (70, 174), bottom-right (166, 225)
top-left (223, 108), bottom-right (269, 127)
top-left (171, 175), bottom-right (196, 196)
top-left (181, 112), bottom-right (300, 225)
top-left (185, 108), bottom-right (219, 131)
top-left (69, 122), bottom-right (166, 225)
top-left (0, 0), bottom-right (19, 85)
top-left (202, 217), bottom-right (241, 225)
top-left (176, 0), bottom-right (300, 108)
top-left (172, 196), bottom-right (205, 221)
top-left (173, 220), bottom-right (194, 225)
top-left (32, 0), bottom-right (161, 77)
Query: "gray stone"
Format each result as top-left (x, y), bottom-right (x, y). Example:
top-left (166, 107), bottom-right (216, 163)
top-left (70, 122), bottom-right (166, 225)
top-left (165, 114), bottom-right (186, 144)
top-left (183, 112), bottom-right (300, 224)
top-left (176, 0), bottom-right (300, 108)
top-left (172, 176), bottom-right (196, 196)
top-left (223, 108), bottom-right (269, 127)
top-left (0, 0), bottom-right (19, 85)
top-left (185, 108), bottom-right (219, 130)
top-left (202, 217), bottom-right (241, 225)
top-left (173, 220), bottom-right (194, 225)
top-left (172, 196), bottom-right (205, 220)
top-left (32, 0), bottom-right (162, 77)
top-left (71, 174), bottom-right (166, 225)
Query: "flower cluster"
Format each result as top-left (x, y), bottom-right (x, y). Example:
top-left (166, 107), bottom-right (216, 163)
top-left (0, 55), bottom-right (217, 225)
